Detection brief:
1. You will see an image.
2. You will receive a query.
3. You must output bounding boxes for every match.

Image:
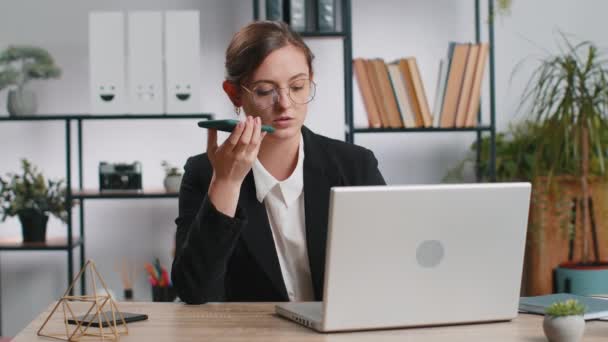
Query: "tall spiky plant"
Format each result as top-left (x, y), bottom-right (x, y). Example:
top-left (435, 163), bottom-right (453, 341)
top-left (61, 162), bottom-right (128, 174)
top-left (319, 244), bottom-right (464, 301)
top-left (522, 34), bottom-right (608, 263)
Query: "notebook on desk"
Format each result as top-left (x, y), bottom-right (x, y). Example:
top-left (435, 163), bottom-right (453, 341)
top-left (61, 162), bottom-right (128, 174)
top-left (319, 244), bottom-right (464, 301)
top-left (519, 293), bottom-right (608, 320)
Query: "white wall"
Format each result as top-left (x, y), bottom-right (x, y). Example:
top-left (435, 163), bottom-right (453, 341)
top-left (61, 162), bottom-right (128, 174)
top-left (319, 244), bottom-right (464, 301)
top-left (1, 0), bottom-right (608, 336)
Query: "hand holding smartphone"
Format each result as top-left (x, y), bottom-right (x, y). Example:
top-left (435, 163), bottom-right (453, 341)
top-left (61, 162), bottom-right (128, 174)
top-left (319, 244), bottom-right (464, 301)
top-left (198, 119), bottom-right (275, 133)
top-left (204, 116), bottom-right (267, 217)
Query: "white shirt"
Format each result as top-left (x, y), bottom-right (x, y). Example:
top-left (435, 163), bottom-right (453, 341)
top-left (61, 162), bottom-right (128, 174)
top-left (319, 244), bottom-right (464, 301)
top-left (251, 137), bottom-right (314, 301)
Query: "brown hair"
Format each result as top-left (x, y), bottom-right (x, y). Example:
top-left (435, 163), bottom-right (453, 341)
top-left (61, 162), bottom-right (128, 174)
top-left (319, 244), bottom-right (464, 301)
top-left (225, 21), bottom-right (315, 86)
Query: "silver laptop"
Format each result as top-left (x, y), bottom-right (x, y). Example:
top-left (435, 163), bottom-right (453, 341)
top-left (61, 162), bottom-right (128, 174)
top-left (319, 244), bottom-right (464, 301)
top-left (276, 182), bottom-right (531, 332)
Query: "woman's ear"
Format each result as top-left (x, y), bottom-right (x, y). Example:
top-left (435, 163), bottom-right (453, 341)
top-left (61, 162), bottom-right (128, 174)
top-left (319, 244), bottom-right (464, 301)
top-left (222, 80), bottom-right (242, 107)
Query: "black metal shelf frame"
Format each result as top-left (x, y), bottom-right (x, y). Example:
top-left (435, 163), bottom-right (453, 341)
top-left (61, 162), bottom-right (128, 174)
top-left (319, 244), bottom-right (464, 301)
top-left (254, 0), bottom-right (496, 181)
top-left (0, 113), bottom-right (213, 297)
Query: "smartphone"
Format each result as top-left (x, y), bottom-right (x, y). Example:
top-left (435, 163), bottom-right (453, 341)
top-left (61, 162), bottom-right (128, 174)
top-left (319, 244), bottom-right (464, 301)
top-left (67, 311), bottom-right (148, 327)
top-left (197, 119), bottom-right (275, 133)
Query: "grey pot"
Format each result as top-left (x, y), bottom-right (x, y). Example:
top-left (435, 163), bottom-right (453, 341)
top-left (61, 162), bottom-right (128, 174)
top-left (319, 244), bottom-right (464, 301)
top-left (7, 88), bottom-right (37, 116)
top-left (543, 315), bottom-right (585, 342)
top-left (163, 175), bottom-right (182, 193)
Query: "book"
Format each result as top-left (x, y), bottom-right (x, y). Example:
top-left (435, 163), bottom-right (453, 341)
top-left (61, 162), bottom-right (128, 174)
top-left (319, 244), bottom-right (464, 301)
top-left (405, 58), bottom-right (432, 127)
top-left (440, 43), bottom-right (470, 128)
top-left (519, 293), bottom-right (608, 320)
top-left (351, 68), bottom-right (373, 128)
top-left (366, 59), bottom-right (390, 127)
top-left (266, 0), bottom-right (284, 21)
top-left (317, 0), bottom-right (336, 32)
top-left (397, 59), bottom-right (423, 127)
top-left (387, 63), bottom-right (416, 128)
top-left (286, 0), bottom-right (307, 32)
top-left (464, 42), bottom-right (489, 127)
top-left (432, 58), bottom-right (448, 128)
top-left (454, 44), bottom-right (479, 127)
top-left (353, 58), bottom-right (382, 128)
top-left (372, 59), bottom-right (403, 128)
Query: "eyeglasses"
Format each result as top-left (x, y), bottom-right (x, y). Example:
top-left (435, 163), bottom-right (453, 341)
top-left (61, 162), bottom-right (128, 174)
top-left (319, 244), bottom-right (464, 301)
top-left (241, 79), bottom-right (316, 110)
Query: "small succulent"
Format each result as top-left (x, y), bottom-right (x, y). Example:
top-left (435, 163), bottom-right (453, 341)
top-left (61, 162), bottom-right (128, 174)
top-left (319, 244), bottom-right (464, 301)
top-left (161, 161), bottom-right (183, 177)
top-left (545, 299), bottom-right (586, 317)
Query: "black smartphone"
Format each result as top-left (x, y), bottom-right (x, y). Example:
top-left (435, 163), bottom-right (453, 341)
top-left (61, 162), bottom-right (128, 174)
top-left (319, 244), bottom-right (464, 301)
top-left (67, 311), bottom-right (148, 327)
top-left (197, 119), bottom-right (275, 133)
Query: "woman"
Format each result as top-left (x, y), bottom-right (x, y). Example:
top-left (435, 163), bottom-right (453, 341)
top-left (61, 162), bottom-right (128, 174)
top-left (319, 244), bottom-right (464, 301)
top-left (172, 21), bottom-right (385, 304)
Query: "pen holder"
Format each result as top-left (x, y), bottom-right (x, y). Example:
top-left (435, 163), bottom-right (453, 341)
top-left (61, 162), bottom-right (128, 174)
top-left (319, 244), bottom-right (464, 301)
top-left (152, 285), bottom-right (176, 302)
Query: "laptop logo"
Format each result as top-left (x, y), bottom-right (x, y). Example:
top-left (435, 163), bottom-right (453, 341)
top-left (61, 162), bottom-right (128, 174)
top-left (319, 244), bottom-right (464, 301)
top-left (416, 240), bottom-right (444, 268)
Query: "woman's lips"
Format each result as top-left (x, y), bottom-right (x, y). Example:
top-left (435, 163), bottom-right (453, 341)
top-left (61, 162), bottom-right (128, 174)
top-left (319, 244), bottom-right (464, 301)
top-left (273, 117), bottom-right (293, 128)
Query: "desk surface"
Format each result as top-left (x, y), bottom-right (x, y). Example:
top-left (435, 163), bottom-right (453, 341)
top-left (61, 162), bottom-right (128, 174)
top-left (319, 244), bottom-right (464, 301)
top-left (13, 302), bottom-right (608, 341)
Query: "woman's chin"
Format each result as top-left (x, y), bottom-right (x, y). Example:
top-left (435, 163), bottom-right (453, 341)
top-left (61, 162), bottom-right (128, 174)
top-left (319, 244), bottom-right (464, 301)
top-left (267, 125), bottom-right (301, 140)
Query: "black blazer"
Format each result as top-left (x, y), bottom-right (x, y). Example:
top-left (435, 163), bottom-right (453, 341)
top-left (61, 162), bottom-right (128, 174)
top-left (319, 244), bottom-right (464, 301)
top-left (171, 126), bottom-right (386, 304)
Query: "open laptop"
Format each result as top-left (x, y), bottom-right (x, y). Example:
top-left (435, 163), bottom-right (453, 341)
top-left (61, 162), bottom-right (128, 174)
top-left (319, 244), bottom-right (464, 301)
top-left (276, 182), bottom-right (531, 332)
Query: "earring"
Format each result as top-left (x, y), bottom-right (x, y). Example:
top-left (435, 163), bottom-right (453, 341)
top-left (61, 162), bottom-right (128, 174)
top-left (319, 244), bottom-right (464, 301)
top-left (235, 106), bottom-right (241, 116)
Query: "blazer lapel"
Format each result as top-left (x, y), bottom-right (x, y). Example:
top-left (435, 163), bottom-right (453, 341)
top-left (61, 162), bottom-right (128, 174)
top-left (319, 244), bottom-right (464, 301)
top-left (302, 127), bottom-right (340, 300)
top-left (238, 172), bottom-right (289, 300)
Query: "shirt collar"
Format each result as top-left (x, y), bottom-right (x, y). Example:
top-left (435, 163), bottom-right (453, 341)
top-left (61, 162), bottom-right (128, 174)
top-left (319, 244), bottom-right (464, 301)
top-left (252, 136), bottom-right (305, 207)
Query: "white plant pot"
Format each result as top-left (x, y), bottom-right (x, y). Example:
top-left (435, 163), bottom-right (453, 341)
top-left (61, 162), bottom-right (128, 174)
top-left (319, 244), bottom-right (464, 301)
top-left (163, 175), bottom-right (182, 193)
top-left (7, 88), bottom-right (37, 116)
top-left (543, 315), bottom-right (585, 342)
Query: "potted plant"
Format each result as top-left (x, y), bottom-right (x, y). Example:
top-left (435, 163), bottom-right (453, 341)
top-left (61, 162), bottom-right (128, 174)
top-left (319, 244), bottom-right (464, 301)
top-left (521, 35), bottom-right (608, 295)
top-left (543, 299), bottom-right (586, 342)
top-left (445, 36), bottom-right (608, 296)
top-left (0, 45), bottom-right (61, 116)
top-left (0, 159), bottom-right (68, 242)
top-left (161, 161), bottom-right (183, 193)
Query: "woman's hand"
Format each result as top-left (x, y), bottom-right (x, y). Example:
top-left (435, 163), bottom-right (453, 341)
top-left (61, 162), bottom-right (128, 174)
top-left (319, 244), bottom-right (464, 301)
top-left (206, 116), bottom-right (267, 217)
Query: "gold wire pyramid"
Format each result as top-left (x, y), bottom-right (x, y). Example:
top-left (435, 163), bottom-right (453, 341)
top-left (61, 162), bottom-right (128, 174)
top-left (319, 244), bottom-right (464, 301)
top-left (37, 259), bottom-right (129, 341)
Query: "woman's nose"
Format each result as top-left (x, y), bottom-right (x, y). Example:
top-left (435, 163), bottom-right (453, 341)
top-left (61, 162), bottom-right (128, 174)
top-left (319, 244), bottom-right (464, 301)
top-left (275, 88), bottom-right (292, 109)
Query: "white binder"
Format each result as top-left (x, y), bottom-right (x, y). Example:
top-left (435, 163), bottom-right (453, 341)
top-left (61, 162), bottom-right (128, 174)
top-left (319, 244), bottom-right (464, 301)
top-left (127, 11), bottom-right (164, 114)
top-left (164, 11), bottom-right (201, 114)
top-left (89, 12), bottom-right (127, 114)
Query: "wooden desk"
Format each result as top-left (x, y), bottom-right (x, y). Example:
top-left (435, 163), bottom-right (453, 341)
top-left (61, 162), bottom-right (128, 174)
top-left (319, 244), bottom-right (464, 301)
top-left (13, 302), bottom-right (608, 341)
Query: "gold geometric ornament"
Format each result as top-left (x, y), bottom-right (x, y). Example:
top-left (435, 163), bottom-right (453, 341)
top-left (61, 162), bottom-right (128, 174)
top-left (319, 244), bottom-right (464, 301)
top-left (37, 260), bottom-right (129, 341)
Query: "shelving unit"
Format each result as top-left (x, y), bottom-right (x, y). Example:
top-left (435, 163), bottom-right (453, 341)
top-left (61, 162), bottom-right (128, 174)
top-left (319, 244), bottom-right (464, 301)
top-left (0, 237), bottom-right (83, 251)
top-left (0, 113), bottom-right (212, 334)
top-left (254, 0), bottom-right (496, 181)
top-left (73, 190), bottom-right (179, 199)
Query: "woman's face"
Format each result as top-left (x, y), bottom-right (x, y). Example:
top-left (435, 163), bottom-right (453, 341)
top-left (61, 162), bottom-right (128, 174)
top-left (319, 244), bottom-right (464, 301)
top-left (241, 44), bottom-right (313, 141)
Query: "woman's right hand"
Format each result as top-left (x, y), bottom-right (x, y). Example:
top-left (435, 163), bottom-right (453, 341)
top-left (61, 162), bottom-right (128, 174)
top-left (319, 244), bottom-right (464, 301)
top-left (206, 116), bottom-right (266, 217)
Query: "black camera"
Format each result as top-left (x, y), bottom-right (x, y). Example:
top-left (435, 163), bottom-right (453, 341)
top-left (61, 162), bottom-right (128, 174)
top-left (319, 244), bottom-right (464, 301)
top-left (99, 162), bottom-right (142, 192)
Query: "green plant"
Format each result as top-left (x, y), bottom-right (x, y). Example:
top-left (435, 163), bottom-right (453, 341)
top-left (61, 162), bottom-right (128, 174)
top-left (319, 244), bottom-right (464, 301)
top-left (496, 0), bottom-right (512, 16)
top-left (488, 0), bottom-right (513, 23)
top-left (0, 159), bottom-right (68, 223)
top-left (522, 36), bottom-right (608, 179)
top-left (545, 299), bottom-right (586, 317)
top-left (0, 45), bottom-right (61, 91)
top-left (445, 118), bottom-right (608, 183)
top-left (521, 34), bottom-right (608, 263)
top-left (161, 161), bottom-right (182, 177)
top-left (444, 120), bottom-right (551, 182)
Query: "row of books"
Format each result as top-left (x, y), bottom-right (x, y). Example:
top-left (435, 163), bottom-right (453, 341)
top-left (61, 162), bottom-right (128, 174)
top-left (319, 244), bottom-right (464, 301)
top-left (353, 42), bottom-right (489, 129)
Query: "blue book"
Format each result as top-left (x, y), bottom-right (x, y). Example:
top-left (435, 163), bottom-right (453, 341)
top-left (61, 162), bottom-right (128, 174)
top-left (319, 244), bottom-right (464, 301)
top-left (519, 293), bottom-right (608, 320)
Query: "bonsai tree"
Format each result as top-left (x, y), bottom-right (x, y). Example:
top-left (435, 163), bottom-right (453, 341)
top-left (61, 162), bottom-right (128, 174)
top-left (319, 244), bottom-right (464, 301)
top-left (0, 45), bottom-right (61, 92)
top-left (0, 159), bottom-right (68, 223)
top-left (521, 34), bottom-right (608, 264)
top-left (161, 161), bottom-right (183, 193)
top-left (161, 161), bottom-right (183, 177)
